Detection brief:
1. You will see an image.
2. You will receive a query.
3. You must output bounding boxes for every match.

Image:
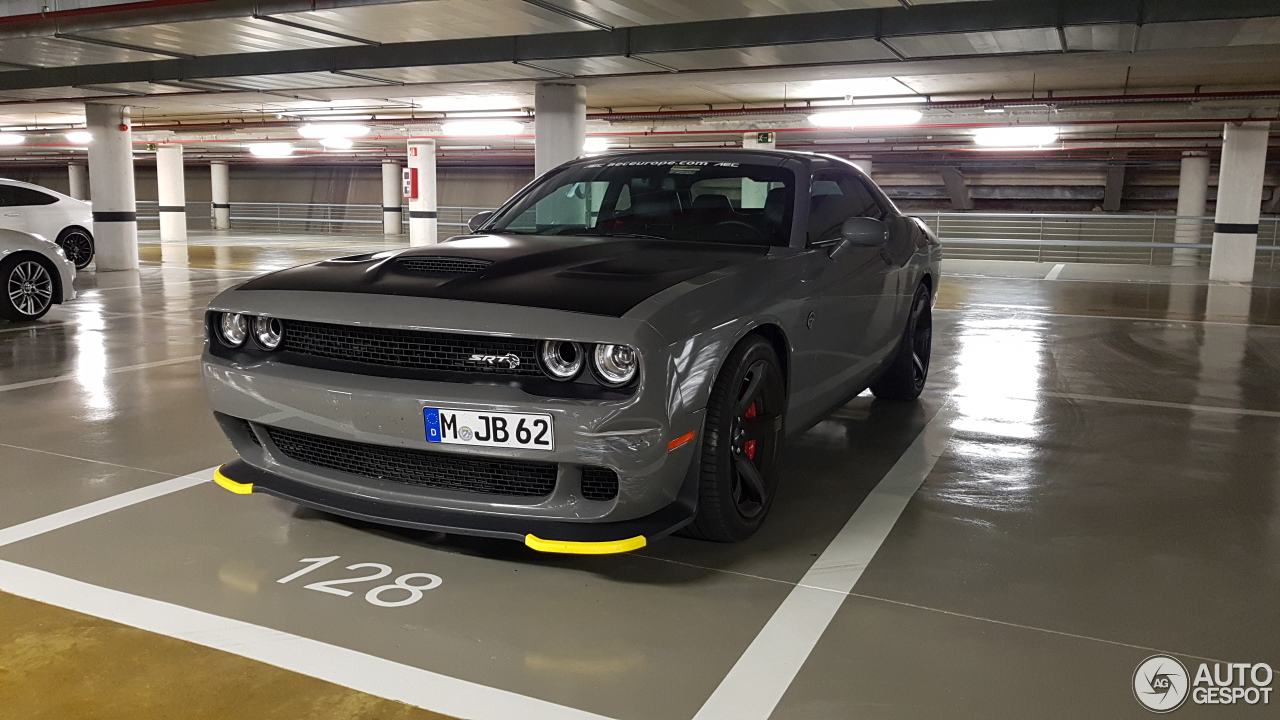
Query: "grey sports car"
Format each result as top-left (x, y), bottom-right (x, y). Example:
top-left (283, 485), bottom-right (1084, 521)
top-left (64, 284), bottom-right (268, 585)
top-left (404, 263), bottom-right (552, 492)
top-left (205, 150), bottom-right (941, 554)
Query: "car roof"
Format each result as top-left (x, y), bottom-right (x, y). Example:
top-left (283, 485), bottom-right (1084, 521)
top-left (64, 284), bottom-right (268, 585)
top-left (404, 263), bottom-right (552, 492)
top-left (570, 148), bottom-right (823, 166)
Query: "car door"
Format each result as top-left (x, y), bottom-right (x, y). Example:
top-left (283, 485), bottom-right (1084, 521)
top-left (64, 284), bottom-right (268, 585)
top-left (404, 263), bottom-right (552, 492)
top-left (0, 185), bottom-right (27, 233)
top-left (790, 168), bottom-right (899, 417)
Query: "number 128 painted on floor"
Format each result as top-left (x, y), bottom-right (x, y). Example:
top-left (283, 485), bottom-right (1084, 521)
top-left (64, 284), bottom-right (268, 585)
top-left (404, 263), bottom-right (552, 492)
top-left (276, 556), bottom-right (443, 608)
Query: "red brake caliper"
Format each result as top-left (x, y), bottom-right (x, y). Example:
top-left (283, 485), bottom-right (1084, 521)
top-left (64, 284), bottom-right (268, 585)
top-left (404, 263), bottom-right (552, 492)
top-left (743, 403), bottom-right (758, 460)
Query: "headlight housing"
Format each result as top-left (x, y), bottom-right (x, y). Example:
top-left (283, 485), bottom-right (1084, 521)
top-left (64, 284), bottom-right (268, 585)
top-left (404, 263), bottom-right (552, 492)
top-left (253, 316), bottom-right (284, 350)
top-left (539, 340), bottom-right (584, 380)
top-left (591, 344), bottom-right (638, 387)
top-left (217, 312), bottom-right (248, 347)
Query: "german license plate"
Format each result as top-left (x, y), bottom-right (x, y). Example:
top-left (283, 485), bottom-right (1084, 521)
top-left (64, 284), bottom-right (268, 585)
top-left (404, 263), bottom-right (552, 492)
top-left (424, 408), bottom-right (554, 450)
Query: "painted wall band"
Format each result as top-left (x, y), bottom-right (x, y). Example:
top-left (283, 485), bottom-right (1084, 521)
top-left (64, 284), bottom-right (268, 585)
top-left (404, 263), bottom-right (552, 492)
top-left (409, 210), bottom-right (438, 219)
top-left (1215, 223), bottom-right (1260, 234)
top-left (158, 206), bottom-right (186, 213)
top-left (92, 211), bottom-right (137, 222)
top-left (383, 206), bottom-right (403, 213)
top-left (212, 202), bottom-right (231, 209)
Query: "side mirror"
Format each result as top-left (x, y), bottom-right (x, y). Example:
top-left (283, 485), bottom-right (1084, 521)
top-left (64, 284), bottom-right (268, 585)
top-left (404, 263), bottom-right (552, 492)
top-left (830, 217), bottom-right (888, 259)
top-left (467, 211), bottom-right (494, 233)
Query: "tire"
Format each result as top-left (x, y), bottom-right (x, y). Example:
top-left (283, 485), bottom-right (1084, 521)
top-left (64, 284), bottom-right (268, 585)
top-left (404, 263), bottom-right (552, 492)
top-left (0, 255), bottom-right (57, 322)
top-left (57, 227), bottom-right (95, 270)
top-left (684, 335), bottom-right (786, 543)
top-left (870, 283), bottom-right (933, 401)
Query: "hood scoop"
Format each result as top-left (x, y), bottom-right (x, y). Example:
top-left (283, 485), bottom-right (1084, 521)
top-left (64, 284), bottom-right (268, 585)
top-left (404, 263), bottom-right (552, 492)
top-left (396, 256), bottom-right (493, 276)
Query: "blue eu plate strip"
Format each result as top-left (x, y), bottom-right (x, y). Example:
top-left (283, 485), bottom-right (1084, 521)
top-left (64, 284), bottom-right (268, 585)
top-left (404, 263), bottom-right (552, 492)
top-left (424, 408), bottom-right (441, 443)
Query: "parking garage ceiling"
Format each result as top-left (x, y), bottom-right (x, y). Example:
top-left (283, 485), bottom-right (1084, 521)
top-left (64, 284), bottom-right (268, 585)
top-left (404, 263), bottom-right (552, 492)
top-left (0, 0), bottom-right (1277, 167)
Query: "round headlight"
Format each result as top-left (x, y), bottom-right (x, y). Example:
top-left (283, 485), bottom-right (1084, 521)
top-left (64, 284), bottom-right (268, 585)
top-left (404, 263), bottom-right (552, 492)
top-left (539, 340), bottom-right (584, 380)
top-left (253, 316), bottom-right (284, 350)
top-left (592, 344), bottom-right (638, 387)
top-left (218, 312), bottom-right (248, 347)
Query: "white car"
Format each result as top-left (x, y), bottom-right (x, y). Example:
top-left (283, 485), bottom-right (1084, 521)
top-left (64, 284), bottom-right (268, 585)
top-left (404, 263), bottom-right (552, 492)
top-left (0, 228), bottom-right (76, 321)
top-left (0, 178), bottom-right (95, 270)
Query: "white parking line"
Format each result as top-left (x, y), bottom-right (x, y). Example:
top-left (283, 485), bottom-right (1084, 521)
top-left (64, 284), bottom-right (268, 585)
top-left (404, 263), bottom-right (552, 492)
top-left (0, 355), bottom-right (201, 393)
top-left (692, 401), bottom-right (957, 720)
top-left (0, 469), bottom-right (209, 546)
top-left (0, 466), bottom-right (618, 720)
top-left (1044, 263), bottom-right (1066, 280)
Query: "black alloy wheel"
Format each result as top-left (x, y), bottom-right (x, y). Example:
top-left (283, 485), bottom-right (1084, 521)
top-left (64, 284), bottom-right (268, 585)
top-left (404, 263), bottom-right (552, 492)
top-left (1, 256), bottom-right (56, 321)
top-left (684, 335), bottom-right (786, 542)
top-left (58, 228), bottom-right (95, 270)
top-left (870, 283), bottom-right (933, 401)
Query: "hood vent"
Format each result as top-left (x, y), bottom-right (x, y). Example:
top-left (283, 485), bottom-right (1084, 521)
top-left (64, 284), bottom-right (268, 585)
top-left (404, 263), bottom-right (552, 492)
top-left (397, 256), bottom-right (493, 275)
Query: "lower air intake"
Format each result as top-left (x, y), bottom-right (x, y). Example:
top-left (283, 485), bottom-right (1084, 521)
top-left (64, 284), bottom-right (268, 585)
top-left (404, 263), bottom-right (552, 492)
top-left (264, 425), bottom-right (557, 497)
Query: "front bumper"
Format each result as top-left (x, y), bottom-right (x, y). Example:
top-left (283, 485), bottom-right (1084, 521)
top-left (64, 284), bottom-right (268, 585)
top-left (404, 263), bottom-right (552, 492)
top-left (214, 459), bottom-right (697, 554)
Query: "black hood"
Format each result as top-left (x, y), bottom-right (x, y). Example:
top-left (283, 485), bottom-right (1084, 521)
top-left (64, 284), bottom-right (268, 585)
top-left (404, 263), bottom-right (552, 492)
top-left (236, 235), bottom-right (768, 317)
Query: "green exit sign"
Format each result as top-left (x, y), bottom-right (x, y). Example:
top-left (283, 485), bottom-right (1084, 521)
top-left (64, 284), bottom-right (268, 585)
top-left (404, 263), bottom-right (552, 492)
top-left (756, 132), bottom-right (775, 144)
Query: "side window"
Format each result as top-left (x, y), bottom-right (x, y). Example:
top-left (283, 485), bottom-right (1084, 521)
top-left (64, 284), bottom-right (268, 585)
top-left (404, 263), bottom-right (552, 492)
top-left (506, 180), bottom-right (608, 231)
top-left (7, 186), bottom-right (57, 206)
top-left (806, 170), bottom-right (885, 245)
top-left (0, 186), bottom-right (17, 207)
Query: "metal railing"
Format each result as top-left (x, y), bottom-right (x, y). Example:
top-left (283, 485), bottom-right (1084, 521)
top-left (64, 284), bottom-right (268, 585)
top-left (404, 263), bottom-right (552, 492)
top-left (137, 201), bottom-right (492, 235)
top-left (135, 202), bottom-right (1279, 269)
top-left (915, 212), bottom-right (1279, 269)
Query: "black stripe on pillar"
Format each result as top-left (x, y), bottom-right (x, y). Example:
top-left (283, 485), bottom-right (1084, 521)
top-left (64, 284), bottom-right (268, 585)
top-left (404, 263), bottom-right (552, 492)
top-left (409, 210), bottom-right (438, 219)
top-left (383, 206), bottom-right (403, 213)
top-left (212, 203), bottom-right (231, 209)
top-left (1214, 222), bottom-right (1260, 234)
top-left (93, 211), bottom-right (137, 222)
top-left (158, 206), bottom-right (186, 213)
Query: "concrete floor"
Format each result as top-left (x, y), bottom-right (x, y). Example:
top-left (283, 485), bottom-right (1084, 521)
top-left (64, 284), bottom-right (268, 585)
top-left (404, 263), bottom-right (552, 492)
top-left (1, 229), bottom-right (1278, 718)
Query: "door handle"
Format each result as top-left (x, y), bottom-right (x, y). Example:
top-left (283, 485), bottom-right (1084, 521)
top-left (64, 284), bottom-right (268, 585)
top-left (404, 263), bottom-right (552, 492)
top-left (3, 212), bottom-right (19, 217)
top-left (878, 247), bottom-right (894, 265)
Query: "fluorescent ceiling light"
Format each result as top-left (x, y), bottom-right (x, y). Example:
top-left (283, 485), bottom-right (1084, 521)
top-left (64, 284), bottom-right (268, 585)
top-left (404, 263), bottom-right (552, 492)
top-left (807, 77), bottom-right (913, 98)
top-left (65, 131), bottom-right (92, 144)
top-left (983, 107), bottom-right (1006, 114)
top-left (416, 95), bottom-right (521, 112)
top-left (248, 142), bottom-right (294, 158)
top-left (441, 119), bottom-right (524, 137)
top-left (0, 133), bottom-right (25, 146)
top-left (319, 137), bottom-right (354, 149)
top-left (298, 123), bottom-right (370, 139)
top-left (973, 126), bottom-right (1058, 147)
top-left (808, 109), bottom-right (923, 128)
top-left (850, 96), bottom-right (927, 106)
top-left (583, 137), bottom-right (610, 153)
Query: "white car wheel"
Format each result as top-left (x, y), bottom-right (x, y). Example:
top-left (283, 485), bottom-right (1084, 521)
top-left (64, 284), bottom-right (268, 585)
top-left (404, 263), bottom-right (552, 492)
top-left (1, 256), bottom-right (56, 321)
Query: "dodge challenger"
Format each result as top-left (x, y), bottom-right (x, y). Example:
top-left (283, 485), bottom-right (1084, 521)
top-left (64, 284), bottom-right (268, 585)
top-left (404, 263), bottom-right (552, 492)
top-left (205, 150), bottom-right (941, 554)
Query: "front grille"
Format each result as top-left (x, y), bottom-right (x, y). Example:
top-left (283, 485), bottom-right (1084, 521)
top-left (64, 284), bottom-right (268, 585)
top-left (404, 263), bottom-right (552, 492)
top-left (264, 425), bottom-right (558, 497)
top-left (397, 256), bottom-right (493, 275)
top-left (580, 467), bottom-right (619, 501)
top-left (281, 319), bottom-right (542, 376)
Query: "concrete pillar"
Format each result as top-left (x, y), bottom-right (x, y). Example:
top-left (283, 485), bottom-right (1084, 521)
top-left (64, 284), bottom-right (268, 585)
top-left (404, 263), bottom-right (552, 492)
top-left (1209, 121), bottom-right (1270, 283)
top-left (940, 167), bottom-right (974, 211)
top-left (156, 144), bottom-right (186, 244)
top-left (1102, 163), bottom-right (1126, 212)
top-left (382, 161), bottom-right (402, 235)
top-left (849, 158), bottom-right (873, 177)
top-left (85, 103), bottom-right (137, 271)
top-left (534, 83), bottom-right (586, 177)
top-left (210, 161), bottom-right (230, 229)
top-left (68, 163), bottom-right (88, 201)
top-left (1172, 151), bottom-right (1210, 267)
top-left (407, 138), bottom-right (437, 246)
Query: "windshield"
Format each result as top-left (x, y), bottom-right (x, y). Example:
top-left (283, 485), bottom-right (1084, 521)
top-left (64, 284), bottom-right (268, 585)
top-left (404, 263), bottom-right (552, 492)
top-left (485, 158), bottom-right (795, 246)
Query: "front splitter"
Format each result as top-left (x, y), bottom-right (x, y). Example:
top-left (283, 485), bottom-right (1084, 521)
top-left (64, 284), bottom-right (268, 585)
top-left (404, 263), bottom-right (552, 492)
top-left (214, 460), bottom-right (694, 555)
